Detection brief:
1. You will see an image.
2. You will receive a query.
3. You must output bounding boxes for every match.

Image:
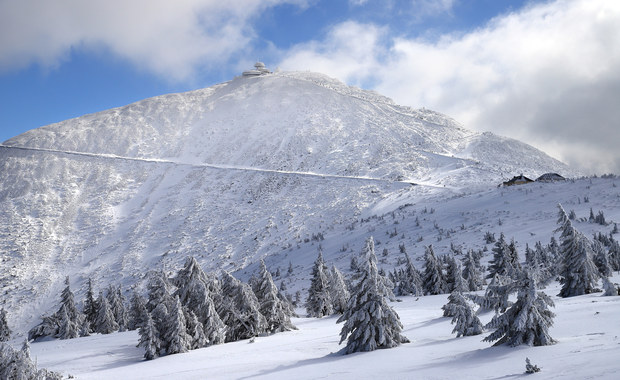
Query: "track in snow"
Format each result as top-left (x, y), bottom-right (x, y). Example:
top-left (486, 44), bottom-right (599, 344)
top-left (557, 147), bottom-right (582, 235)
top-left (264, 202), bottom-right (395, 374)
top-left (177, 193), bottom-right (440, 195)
top-left (0, 144), bottom-right (418, 187)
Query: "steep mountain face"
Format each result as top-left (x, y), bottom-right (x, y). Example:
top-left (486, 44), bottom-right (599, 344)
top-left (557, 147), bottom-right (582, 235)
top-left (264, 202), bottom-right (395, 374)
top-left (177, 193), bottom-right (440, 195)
top-left (0, 71), bottom-right (574, 330)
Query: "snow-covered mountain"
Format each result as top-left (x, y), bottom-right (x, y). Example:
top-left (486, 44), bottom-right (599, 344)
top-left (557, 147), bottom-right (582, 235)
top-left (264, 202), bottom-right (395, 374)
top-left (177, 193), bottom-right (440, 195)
top-left (0, 71), bottom-right (578, 332)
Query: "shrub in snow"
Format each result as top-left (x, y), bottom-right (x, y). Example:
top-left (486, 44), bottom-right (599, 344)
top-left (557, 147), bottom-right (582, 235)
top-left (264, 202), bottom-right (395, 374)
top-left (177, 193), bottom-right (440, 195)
top-left (442, 291), bottom-right (483, 337)
top-left (484, 270), bottom-right (555, 347)
top-left (254, 259), bottom-right (297, 332)
top-left (423, 245), bottom-right (447, 295)
top-left (601, 277), bottom-right (619, 296)
top-left (338, 237), bottom-right (409, 354)
top-left (0, 309), bottom-right (10, 342)
top-left (525, 357), bottom-right (541, 374)
top-left (557, 204), bottom-right (599, 297)
top-left (305, 249), bottom-right (334, 317)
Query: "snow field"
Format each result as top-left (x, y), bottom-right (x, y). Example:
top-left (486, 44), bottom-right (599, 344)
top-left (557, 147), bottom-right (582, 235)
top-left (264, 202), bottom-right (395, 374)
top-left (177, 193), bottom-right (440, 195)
top-left (29, 273), bottom-right (620, 379)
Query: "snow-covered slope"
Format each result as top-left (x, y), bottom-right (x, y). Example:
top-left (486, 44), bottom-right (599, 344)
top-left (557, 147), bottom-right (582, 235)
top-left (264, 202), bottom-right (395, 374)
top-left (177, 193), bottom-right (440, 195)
top-left (0, 71), bottom-right (581, 332)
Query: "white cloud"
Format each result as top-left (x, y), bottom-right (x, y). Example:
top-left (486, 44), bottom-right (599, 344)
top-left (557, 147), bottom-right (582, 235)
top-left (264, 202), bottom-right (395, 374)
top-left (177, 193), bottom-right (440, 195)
top-left (279, 0), bottom-right (620, 174)
top-left (0, 0), bottom-right (304, 81)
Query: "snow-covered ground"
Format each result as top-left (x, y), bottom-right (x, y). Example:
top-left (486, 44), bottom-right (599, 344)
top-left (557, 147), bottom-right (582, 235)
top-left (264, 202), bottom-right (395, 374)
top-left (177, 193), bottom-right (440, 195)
top-left (27, 274), bottom-right (620, 379)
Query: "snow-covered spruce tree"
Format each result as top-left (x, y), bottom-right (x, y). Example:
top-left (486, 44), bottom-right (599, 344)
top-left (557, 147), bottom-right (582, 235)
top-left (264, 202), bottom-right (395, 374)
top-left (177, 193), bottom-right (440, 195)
top-left (83, 277), bottom-right (98, 329)
top-left (442, 291), bottom-right (483, 337)
top-left (423, 245), bottom-right (447, 295)
top-left (398, 252), bottom-right (423, 296)
top-left (487, 233), bottom-right (519, 280)
top-left (94, 291), bottom-right (119, 334)
top-left (57, 275), bottom-right (84, 337)
top-left (592, 240), bottom-right (612, 278)
top-left (305, 249), bottom-right (334, 317)
top-left (138, 312), bottom-right (161, 360)
top-left (128, 291), bottom-right (149, 330)
top-left (337, 236), bottom-right (409, 354)
top-left (201, 290), bottom-right (226, 346)
top-left (107, 284), bottom-right (129, 332)
top-left (467, 273), bottom-right (515, 313)
top-left (27, 314), bottom-right (59, 341)
top-left (57, 304), bottom-right (79, 340)
top-left (462, 249), bottom-right (484, 291)
top-left (146, 270), bottom-right (174, 313)
top-left (162, 296), bottom-right (192, 355)
top-left (220, 271), bottom-right (267, 342)
top-left (0, 309), bottom-right (10, 342)
top-left (557, 204), bottom-right (599, 297)
top-left (0, 342), bottom-right (63, 380)
top-left (445, 256), bottom-right (467, 293)
top-left (525, 243), bottom-right (552, 287)
top-left (330, 265), bottom-right (351, 314)
top-left (254, 259), bottom-right (296, 333)
top-left (484, 269), bottom-right (555, 347)
top-left (185, 309), bottom-right (208, 349)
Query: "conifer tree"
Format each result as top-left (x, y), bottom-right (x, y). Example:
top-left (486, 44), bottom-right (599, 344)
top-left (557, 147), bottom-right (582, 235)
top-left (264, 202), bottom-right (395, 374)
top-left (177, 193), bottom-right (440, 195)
top-left (163, 297), bottom-right (192, 355)
top-left (442, 291), bottom-right (483, 337)
top-left (94, 291), bottom-right (119, 334)
top-left (128, 291), bottom-right (149, 330)
top-left (220, 272), bottom-right (267, 342)
top-left (487, 234), bottom-right (520, 279)
top-left (0, 309), bottom-right (10, 342)
top-left (462, 249), bottom-right (484, 291)
top-left (83, 277), bottom-right (98, 328)
top-left (185, 309), bottom-right (208, 349)
top-left (484, 270), bottom-right (555, 346)
top-left (423, 245), bottom-right (446, 295)
top-left (399, 252), bottom-right (423, 296)
top-left (138, 312), bottom-right (160, 360)
top-left (330, 266), bottom-right (351, 314)
top-left (57, 276), bottom-right (83, 338)
top-left (601, 276), bottom-right (619, 296)
top-left (467, 273), bottom-right (514, 313)
top-left (337, 237), bottom-right (409, 354)
top-left (254, 259), bottom-right (296, 333)
top-left (57, 304), bottom-right (79, 340)
top-left (107, 285), bottom-right (128, 332)
top-left (201, 290), bottom-right (226, 346)
top-left (305, 249), bottom-right (334, 317)
top-left (557, 204), bottom-right (599, 297)
top-left (592, 240), bottom-right (612, 277)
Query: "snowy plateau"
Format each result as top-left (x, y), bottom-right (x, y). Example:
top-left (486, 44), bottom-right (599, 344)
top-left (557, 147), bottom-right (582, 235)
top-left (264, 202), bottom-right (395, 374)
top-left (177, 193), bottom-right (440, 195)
top-left (1, 71), bottom-right (619, 379)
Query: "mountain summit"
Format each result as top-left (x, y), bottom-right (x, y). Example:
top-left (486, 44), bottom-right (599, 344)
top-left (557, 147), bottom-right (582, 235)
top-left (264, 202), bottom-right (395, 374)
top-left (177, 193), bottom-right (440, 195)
top-left (0, 71), bottom-right (572, 330)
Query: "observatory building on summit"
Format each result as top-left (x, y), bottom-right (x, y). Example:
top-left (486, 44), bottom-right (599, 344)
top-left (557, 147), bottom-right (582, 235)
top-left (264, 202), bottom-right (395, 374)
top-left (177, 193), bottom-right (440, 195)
top-left (243, 62), bottom-right (272, 77)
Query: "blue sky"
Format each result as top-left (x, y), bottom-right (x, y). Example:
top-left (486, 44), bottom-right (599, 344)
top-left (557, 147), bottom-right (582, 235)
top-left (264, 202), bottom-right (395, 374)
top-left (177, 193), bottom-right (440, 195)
top-left (1, 0), bottom-right (618, 173)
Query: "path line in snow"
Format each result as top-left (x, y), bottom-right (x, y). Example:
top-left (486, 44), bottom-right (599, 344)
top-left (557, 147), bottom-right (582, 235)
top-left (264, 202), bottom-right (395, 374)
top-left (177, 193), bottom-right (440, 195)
top-left (0, 144), bottom-right (417, 187)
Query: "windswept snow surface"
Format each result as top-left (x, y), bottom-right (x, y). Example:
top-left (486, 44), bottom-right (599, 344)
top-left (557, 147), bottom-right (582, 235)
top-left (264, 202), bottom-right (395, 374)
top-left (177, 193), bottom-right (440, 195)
top-left (27, 274), bottom-right (620, 379)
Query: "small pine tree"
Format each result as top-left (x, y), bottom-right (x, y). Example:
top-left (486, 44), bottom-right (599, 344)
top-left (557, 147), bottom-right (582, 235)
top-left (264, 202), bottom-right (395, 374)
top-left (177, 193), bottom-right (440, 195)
top-left (220, 272), bottom-right (267, 342)
top-left (0, 309), bottom-right (10, 342)
top-left (94, 291), bottom-right (119, 334)
top-left (442, 291), bottom-right (483, 337)
top-left (83, 278), bottom-right (98, 329)
top-left (487, 233), bottom-right (520, 280)
top-left (462, 250), bottom-right (484, 291)
top-left (398, 252), bottom-right (423, 296)
top-left (163, 297), bottom-right (192, 355)
top-left (138, 312), bottom-right (160, 360)
top-left (592, 240), bottom-right (612, 277)
top-left (305, 249), bottom-right (334, 317)
top-left (337, 237), bottom-right (409, 354)
top-left (330, 266), bottom-right (351, 314)
top-left (128, 291), bottom-right (149, 330)
top-left (254, 259), bottom-right (296, 333)
top-left (423, 245), bottom-right (446, 295)
top-left (185, 309), bottom-right (208, 349)
top-left (484, 270), bottom-right (555, 346)
top-left (107, 285), bottom-right (128, 332)
top-left (57, 304), bottom-right (79, 340)
top-left (557, 204), bottom-right (599, 297)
